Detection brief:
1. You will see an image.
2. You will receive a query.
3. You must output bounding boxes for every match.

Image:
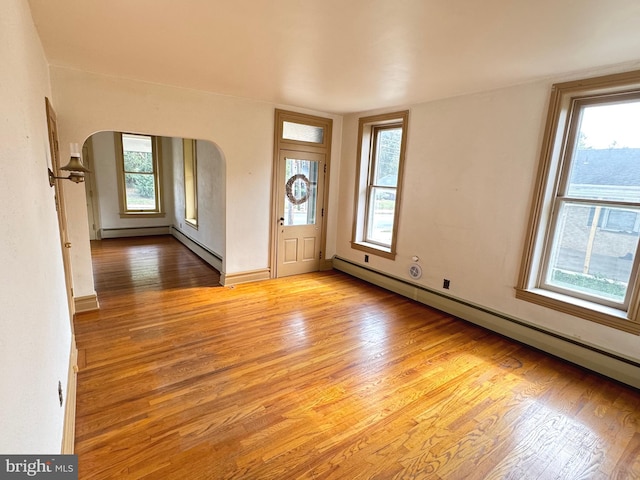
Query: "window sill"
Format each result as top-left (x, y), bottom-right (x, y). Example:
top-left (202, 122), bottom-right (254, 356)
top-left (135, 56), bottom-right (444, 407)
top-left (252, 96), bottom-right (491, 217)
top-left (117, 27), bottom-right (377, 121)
top-left (350, 241), bottom-right (396, 260)
top-left (515, 287), bottom-right (640, 334)
top-left (185, 218), bottom-right (198, 230)
top-left (120, 212), bottom-right (166, 218)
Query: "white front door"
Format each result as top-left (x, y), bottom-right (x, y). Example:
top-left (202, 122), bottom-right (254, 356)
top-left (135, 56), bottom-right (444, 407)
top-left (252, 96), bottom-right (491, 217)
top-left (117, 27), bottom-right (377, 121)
top-left (276, 150), bottom-right (325, 277)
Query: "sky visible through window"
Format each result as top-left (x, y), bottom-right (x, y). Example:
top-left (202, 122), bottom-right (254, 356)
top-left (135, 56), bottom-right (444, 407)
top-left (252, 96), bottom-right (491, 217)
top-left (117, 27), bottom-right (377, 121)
top-left (579, 101), bottom-right (640, 149)
top-left (550, 99), bottom-right (640, 304)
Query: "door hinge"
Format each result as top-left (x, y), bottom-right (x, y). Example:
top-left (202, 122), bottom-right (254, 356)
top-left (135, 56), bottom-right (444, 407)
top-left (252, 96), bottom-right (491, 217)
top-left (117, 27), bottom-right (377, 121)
top-left (321, 208), bottom-right (324, 217)
top-left (319, 250), bottom-right (322, 260)
top-left (324, 164), bottom-right (327, 174)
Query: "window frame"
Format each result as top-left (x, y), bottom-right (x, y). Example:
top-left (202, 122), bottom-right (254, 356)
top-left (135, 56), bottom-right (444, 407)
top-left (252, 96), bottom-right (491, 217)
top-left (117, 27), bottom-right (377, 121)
top-left (516, 70), bottom-right (640, 335)
top-left (115, 132), bottom-right (164, 218)
top-left (351, 111), bottom-right (409, 260)
top-left (183, 138), bottom-right (198, 229)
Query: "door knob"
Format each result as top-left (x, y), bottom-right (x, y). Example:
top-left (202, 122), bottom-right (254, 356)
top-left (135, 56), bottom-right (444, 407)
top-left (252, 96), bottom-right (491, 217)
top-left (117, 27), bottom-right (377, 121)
top-left (64, 242), bottom-right (72, 248)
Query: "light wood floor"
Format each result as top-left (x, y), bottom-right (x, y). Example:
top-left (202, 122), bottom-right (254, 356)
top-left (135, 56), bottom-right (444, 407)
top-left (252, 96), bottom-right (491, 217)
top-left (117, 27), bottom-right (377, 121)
top-left (74, 236), bottom-right (640, 479)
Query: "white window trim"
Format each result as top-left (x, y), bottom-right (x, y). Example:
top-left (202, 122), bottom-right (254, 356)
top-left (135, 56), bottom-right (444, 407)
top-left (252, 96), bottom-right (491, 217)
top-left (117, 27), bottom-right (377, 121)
top-left (516, 70), bottom-right (640, 335)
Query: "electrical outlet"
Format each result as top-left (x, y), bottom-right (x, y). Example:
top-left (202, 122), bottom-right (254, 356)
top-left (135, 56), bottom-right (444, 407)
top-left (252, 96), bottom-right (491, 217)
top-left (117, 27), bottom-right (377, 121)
top-left (364, 255), bottom-right (369, 263)
top-left (443, 279), bottom-right (450, 289)
top-left (58, 380), bottom-right (63, 407)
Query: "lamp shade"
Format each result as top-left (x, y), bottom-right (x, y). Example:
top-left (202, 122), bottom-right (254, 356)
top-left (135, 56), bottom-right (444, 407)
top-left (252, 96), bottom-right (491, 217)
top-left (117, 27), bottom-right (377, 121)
top-left (60, 155), bottom-right (90, 173)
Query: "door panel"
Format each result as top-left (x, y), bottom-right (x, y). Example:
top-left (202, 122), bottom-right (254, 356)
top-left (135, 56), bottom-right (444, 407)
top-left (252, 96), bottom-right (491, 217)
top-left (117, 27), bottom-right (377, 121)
top-left (283, 238), bottom-right (298, 263)
top-left (276, 151), bottom-right (325, 276)
top-left (302, 237), bottom-right (316, 261)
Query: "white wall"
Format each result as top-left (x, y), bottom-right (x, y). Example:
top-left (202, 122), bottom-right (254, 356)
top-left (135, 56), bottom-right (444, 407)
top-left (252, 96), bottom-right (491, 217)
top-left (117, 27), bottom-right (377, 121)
top-left (170, 138), bottom-right (226, 257)
top-left (337, 76), bottom-right (640, 364)
top-left (49, 66), bottom-right (342, 295)
top-left (0, 0), bottom-right (72, 453)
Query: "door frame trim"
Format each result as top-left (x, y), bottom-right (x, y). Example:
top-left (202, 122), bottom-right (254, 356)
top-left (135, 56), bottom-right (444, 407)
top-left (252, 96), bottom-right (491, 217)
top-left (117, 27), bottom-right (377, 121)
top-left (270, 109), bottom-right (333, 278)
top-left (83, 137), bottom-right (102, 240)
top-left (46, 97), bottom-right (76, 322)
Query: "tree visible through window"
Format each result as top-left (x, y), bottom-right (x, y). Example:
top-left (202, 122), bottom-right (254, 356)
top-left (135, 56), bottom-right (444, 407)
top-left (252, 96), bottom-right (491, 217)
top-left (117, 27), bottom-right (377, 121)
top-left (352, 111), bottom-right (408, 260)
top-left (116, 133), bottom-right (163, 215)
top-left (366, 126), bottom-right (402, 245)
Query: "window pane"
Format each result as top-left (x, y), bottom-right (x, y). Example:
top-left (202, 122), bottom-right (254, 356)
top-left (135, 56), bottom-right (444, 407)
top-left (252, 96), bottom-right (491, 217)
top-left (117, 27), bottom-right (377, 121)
top-left (373, 127), bottom-right (402, 186)
top-left (367, 187), bottom-right (396, 245)
top-left (546, 202), bottom-right (639, 303)
top-left (122, 134), bottom-right (154, 173)
top-left (283, 157), bottom-right (318, 226)
top-left (567, 101), bottom-right (640, 202)
top-left (282, 121), bottom-right (324, 144)
top-left (125, 173), bottom-right (157, 210)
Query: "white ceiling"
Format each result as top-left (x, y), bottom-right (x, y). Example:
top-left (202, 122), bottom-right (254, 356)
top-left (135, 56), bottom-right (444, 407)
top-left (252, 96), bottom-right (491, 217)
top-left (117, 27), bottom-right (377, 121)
top-left (28, 0), bottom-right (640, 114)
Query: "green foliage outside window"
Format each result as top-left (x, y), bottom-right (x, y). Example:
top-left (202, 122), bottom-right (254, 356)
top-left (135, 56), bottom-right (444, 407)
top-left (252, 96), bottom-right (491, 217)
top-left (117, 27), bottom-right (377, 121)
top-left (375, 128), bottom-right (401, 187)
top-left (124, 151), bottom-right (155, 199)
top-left (551, 269), bottom-right (626, 300)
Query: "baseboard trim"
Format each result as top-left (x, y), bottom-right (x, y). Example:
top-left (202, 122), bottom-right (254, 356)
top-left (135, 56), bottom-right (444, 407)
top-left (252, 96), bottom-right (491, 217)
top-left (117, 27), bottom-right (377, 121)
top-left (61, 336), bottom-right (78, 454)
top-left (170, 226), bottom-right (223, 273)
top-left (319, 259), bottom-right (334, 271)
top-left (333, 256), bottom-right (640, 389)
top-left (221, 268), bottom-right (271, 286)
top-left (100, 226), bottom-right (171, 239)
top-left (74, 293), bottom-right (99, 313)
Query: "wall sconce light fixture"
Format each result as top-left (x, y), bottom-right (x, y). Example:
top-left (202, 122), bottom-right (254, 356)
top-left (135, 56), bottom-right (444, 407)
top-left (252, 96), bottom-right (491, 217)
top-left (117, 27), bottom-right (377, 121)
top-left (49, 143), bottom-right (90, 187)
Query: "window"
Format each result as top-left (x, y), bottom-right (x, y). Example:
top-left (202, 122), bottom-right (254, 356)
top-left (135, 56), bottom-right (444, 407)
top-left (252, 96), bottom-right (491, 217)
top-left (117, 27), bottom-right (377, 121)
top-left (517, 70), bottom-right (640, 334)
top-left (282, 121), bottom-right (324, 144)
top-left (351, 111), bottom-right (408, 259)
top-left (115, 133), bottom-right (163, 217)
top-left (183, 139), bottom-right (198, 228)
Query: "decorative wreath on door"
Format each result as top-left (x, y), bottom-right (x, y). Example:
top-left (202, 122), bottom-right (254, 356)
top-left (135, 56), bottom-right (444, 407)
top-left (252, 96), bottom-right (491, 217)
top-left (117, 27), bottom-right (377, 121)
top-left (285, 173), bottom-right (310, 205)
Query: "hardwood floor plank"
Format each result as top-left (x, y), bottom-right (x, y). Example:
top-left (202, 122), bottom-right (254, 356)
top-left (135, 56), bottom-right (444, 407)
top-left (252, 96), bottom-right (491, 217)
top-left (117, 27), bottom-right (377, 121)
top-left (74, 236), bottom-right (640, 479)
